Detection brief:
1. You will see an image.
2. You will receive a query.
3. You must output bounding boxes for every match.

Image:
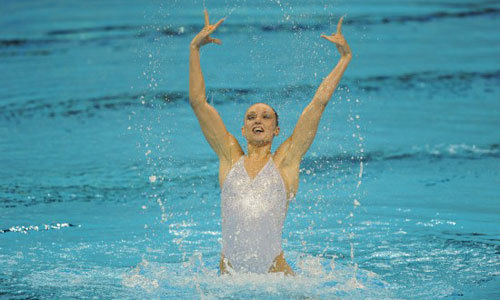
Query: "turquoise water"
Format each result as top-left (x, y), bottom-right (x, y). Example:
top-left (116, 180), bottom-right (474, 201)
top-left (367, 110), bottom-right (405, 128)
top-left (1, 0), bottom-right (499, 298)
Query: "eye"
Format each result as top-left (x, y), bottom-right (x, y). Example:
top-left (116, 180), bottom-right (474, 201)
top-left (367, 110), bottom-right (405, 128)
top-left (247, 115), bottom-right (255, 120)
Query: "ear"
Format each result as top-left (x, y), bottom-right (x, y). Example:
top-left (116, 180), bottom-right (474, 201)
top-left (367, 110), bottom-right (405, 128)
top-left (241, 126), bottom-right (246, 138)
top-left (274, 126), bottom-right (280, 136)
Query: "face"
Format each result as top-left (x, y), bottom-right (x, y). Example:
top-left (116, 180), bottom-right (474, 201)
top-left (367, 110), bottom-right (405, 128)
top-left (241, 103), bottom-right (280, 146)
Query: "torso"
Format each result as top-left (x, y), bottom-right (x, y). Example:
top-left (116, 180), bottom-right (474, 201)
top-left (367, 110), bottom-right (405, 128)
top-left (219, 149), bottom-right (295, 274)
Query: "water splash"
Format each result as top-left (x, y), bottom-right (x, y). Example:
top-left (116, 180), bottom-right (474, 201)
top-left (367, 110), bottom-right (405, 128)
top-left (122, 253), bottom-right (388, 298)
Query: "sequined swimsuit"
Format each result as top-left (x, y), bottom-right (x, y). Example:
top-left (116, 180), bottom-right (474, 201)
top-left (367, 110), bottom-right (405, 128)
top-left (221, 155), bottom-right (288, 273)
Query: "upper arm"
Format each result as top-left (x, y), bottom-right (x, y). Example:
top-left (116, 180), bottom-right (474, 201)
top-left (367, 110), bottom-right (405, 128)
top-left (191, 101), bottom-right (241, 160)
top-left (276, 100), bottom-right (326, 165)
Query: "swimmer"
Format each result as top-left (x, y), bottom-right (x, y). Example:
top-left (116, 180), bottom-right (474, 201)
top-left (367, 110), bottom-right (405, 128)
top-left (189, 9), bottom-right (352, 275)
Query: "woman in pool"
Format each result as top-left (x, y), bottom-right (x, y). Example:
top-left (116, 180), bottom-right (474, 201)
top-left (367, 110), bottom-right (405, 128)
top-left (189, 10), bottom-right (352, 275)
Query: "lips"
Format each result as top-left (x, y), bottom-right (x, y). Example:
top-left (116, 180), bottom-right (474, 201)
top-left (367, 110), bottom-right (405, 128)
top-left (252, 126), bottom-right (264, 134)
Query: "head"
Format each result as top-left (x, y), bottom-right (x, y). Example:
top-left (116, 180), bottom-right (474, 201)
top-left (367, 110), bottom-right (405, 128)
top-left (241, 102), bottom-right (280, 146)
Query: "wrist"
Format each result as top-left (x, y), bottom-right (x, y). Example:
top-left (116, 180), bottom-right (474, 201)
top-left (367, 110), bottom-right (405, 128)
top-left (190, 43), bottom-right (200, 51)
top-left (341, 53), bottom-right (352, 61)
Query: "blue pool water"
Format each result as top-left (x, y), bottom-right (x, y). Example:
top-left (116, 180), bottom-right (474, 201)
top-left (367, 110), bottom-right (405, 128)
top-left (1, 0), bottom-right (499, 298)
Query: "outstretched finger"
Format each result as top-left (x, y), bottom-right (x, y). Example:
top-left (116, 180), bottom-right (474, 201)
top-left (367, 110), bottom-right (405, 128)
top-left (212, 18), bottom-right (225, 31)
top-left (211, 38), bottom-right (222, 45)
top-left (204, 9), bottom-right (210, 26)
top-left (337, 16), bottom-right (344, 34)
top-left (321, 34), bottom-right (333, 42)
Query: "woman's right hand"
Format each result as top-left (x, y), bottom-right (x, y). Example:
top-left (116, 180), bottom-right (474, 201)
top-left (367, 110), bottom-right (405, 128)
top-left (190, 9), bottom-right (224, 50)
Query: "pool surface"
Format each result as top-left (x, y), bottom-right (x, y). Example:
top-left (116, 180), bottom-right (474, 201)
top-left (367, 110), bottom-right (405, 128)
top-left (1, 0), bottom-right (499, 299)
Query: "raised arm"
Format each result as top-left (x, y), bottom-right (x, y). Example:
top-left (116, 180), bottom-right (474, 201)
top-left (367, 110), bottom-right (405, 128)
top-left (189, 10), bottom-right (239, 160)
top-left (277, 17), bottom-right (352, 163)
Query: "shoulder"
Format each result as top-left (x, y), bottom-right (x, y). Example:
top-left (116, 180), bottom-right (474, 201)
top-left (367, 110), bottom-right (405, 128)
top-left (228, 134), bottom-right (244, 162)
top-left (273, 136), bottom-right (300, 169)
top-left (228, 134), bottom-right (242, 150)
top-left (219, 134), bottom-right (244, 162)
top-left (273, 138), bottom-right (301, 198)
top-left (219, 134), bottom-right (244, 185)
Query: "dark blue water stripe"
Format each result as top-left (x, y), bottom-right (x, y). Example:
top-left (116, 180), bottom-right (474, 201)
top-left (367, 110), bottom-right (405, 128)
top-left (0, 70), bottom-right (498, 121)
top-left (1, 142), bottom-right (497, 209)
top-left (0, 7), bottom-right (498, 53)
top-left (305, 143), bottom-right (500, 165)
top-left (38, 7), bottom-right (500, 36)
top-left (0, 181), bottom-right (145, 208)
top-left (46, 25), bottom-right (140, 36)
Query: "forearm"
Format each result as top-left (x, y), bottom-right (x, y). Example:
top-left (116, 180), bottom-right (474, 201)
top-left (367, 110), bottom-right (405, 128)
top-left (284, 17), bottom-right (352, 159)
top-left (189, 46), bottom-right (207, 107)
top-left (312, 54), bottom-right (352, 107)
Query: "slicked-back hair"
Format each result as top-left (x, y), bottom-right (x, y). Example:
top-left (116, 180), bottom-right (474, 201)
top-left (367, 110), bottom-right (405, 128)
top-left (271, 106), bottom-right (279, 127)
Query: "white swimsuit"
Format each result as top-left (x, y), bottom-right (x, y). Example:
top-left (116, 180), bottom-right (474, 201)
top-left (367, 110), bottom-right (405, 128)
top-left (221, 155), bottom-right (288, 273)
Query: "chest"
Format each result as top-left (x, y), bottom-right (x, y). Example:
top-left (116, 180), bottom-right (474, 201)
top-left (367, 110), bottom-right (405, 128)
top-left (243, 159), bottom-right (270, 180)
top-left (220, 156), bottom-right (298, 200)
top-left (221, 161), bottom-right (287, 218)
top-left (223, 158), bottom-right (285, 196)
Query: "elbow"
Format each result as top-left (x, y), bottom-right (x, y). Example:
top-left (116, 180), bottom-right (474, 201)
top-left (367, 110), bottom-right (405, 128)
top-left (189, 97), bottom-right (207, 111)
top-left (341, 54), bottom-right (352, 63)
top-left (189, 100), bottom-right (200, 110)
top-left (189, 95), bottom-right (204, 108)
top-left (310, 97), bottom-right (328, 110)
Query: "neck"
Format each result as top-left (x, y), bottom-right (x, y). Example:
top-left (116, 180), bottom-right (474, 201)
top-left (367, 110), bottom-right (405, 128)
top-left (246, 143), bottom-right (272, 160)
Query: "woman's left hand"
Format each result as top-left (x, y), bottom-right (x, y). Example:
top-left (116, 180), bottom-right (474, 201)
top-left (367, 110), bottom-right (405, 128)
top-left (321, 17), bottom-right (352, 57)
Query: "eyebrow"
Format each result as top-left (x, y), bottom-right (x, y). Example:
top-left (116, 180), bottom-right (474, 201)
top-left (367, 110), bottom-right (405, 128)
top-left (246, 110), bottom-right (271, 115)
